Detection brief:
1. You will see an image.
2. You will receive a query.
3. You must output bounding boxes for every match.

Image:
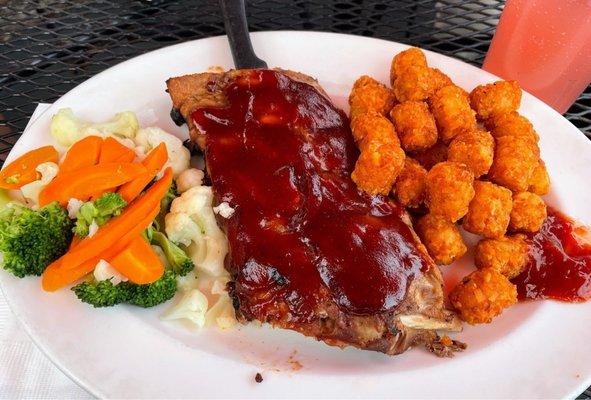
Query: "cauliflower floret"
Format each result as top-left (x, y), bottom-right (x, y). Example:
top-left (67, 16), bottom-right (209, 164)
top-left (165, 185), bottom-right (228, 276)
top-left (165, 213), bottom-right (202, 247)
top-left (93, 259), bottom-right (128, 285)
top-left (135, 127), bottom-right (190, 177)
top-left (87, 220), bottom-right (99, 238)
top-left (50, 109), bottom-right (86, 147)
top-left (205, 292), bottom-right (236, 329)
top-left (66, 198), bottom-right (84, 219)
top-left (50, 108), bottom-right (139, 146)
top-left (20, 162), bottom-right (59, 206)
top-left (176, 168), bottom-right (204, 193)
top-left (161, 289), bottom-right (209, 328)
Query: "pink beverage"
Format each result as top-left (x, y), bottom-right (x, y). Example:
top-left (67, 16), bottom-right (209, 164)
top-left (483, 0), bottom-right (591, 114)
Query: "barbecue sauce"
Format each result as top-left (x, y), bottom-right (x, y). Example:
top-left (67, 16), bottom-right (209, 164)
top-left (191, 70), bottom-right (429, 320)
top-left (513, 207), bottom-right (591, 302)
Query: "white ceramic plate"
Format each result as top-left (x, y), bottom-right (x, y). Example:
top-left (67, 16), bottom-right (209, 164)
top-left (1, 31), bottom-right (591, 399)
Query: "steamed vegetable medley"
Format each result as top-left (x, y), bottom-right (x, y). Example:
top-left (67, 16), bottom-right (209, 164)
top-left (0, 109), bottom-right (235, 329)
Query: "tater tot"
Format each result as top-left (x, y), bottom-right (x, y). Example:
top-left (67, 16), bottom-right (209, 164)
top-left (431, 68), bottom-right (453, 91)
top-left (469, 80), bottom-right (522, 121)
top-left (489, 111), bottom-right (539, 143)
top-left (509, 192), bottom-right (547, 233)
top-left (390, 47), bottom-right (427, 85)
top-left (425, 161), bottom-right (475, 222)
top-left (474, 235), bottom-right (529, 279)
top-left (447, 129), bottom-right (494, 178)
top-left (393, 65), bottom-right (452, 102)
top-left (394, 158), bottom-right (427, 208)
top-left (449, 268), bottom-right (517, 324)
top-left (389, 101), bottom-right (438, 152)
top-left (349, 75), bottom-right (396, 120)
top-left (489, 136), bottom-right (539, 192)
top-left (412, 141), bottom-right (448, 170)
top-left (352, 141), bottom-right (405, 196)
top-left (351, 112), bottom-right (405, 195)
top-left (463, 181), bottom-right (513, 238)
top-left (528, 160), bottom-right (551, 195)
top-left (351, 110), bottom-right (401, 147)
top-left (416, 213), bottom-right (467, 265)
top-left (429, 85), bottom-right (477, 143)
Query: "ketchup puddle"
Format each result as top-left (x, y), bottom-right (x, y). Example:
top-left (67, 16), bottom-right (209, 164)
top-left (513, 207), bottom-right (591, 302)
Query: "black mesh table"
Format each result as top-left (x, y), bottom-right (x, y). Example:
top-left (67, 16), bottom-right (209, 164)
top-left (0, 1), bottom-right (589, 398)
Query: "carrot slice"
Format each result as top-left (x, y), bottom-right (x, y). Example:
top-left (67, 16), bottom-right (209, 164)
top-left (118, 143), bottom-right (168, 202)
top-left (109, 236), bottom-right (164, 284)
top-left (0, 146), bottom-right (59, 189)
top-left (41, 205), bottom-right (160, 291)
top-left (41, 168), bottom-right (172, 291)
top-left (99, 137), bottom-right (135, 164)
top-left (69, 235), bottom-right (82, 250)
top-left (88, 137), bottom-right (136, 200)
top-left (60, 136), bottom-right (103, 173)
top-left (38, 162), bottom-right (147, 206)
top-left (42, 258), bottom-right (99, 292)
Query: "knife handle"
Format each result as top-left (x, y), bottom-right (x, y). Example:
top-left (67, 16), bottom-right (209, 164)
top-left (219, 0), bottom-right (268, 69)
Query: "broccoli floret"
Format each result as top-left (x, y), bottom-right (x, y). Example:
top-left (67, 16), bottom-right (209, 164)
top-left (72, 270), bottom-right (177, 308)
top-left (72, 278), bottom-right (134, 307)
top-left (150, 231), bottom-right (194, 276)
top-left (0, 202), bottom-right (73, 277)
top-left (154, 181), bottom-right (177, 231)
top-left (127, 270), bottom-right (177, 308)
top-left (74, 192), bottom-right (127, 237)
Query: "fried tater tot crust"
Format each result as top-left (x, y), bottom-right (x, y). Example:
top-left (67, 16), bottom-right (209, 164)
top-left (416, 213), bottom-right (467, 265)
top-left (349, 75), bottom-right (396, 120)
top-left (463, 181), bottom-right (513, 238)
top-left (394, 157), bottom-right (427, 208)
top-left (469, 80), bottom-right (522, 121)
top-left (425, 161), bottom-right (475, 222)
top-left (489, 111), bottom-right (539, 142)
top-left (351, 110), bottom-right (401, 147)
top-left (390, 47), bottom-right (427, 85)
top-left (489, 136), bottom-right (539, 192)
top-left (429, 85), bottom-right (477, 143)
top-left (528, 160), bottom-right (551, 195)
top-left (389, 101), bottom-right (438, 152)
top-left (352, 141), bottom-right (405, 195)
top-left (412, 141), bottom-right (448, 170)
top-left (474, 235), bottom-right (529, 279)
top-left (509, 192), bottom-right (547, 233)
top-left (351, 112), bottom-right (405, 195)
top-left (447, 129), bottom-right (494, 178)
top-left (431, 68), bottom-right (452, 91)
top-left (393, 65), bottom-right (452, 102)
top-left (449, 268), bottom-right (517, 324)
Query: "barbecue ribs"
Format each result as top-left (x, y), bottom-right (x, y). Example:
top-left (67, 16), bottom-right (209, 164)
top-left (166, 69), bottom-right (461, 356)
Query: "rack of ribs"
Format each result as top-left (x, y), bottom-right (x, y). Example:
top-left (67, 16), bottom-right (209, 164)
top-left (166, 69), bottom-right (462, 356)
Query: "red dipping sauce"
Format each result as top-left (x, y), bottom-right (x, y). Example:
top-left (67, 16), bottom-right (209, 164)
top-left (191, 70), bottom-right (430, 321)
top-left (513, 207), bottom-right (591, 302)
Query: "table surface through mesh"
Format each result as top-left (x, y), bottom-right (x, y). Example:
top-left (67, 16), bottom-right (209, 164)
top-left (0, 0), bottom-right (590, 398)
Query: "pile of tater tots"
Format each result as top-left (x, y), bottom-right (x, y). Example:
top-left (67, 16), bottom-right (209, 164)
top-left (348, 47), bottom-right (550, 325)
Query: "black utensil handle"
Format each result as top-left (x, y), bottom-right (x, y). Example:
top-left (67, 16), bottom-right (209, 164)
top-left (219, 0), bottom-right (268, 69)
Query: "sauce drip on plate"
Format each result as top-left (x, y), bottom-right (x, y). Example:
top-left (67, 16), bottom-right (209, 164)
top-left (513, 207), bottom-right (591, 302)
top-left (191, 70), bottom-right (430, 320)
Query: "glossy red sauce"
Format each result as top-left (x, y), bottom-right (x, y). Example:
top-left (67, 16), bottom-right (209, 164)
top-left (191, 70), bottom-right (429, 321)
top-left (513, 207), bottom-right (591, 302)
